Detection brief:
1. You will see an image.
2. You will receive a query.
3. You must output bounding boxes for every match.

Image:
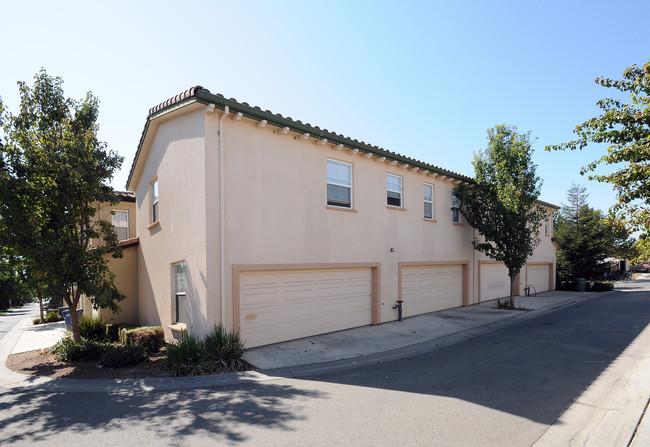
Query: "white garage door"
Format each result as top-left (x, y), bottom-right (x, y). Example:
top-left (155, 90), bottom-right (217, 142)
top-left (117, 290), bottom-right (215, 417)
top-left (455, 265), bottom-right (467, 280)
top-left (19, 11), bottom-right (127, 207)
top-left (239, 268), bottom-right (373, 348)
top-left (401, 265), bottom-right (463, 317)
top-left (480, 263), bottom-right (510, 302)
top-left (527, 264), bottom-right (550, 293)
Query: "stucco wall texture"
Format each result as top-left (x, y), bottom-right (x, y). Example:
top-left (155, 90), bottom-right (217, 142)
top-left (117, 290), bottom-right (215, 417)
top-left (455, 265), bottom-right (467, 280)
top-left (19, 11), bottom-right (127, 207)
top-left (128, 103), bottom-right (556, 342)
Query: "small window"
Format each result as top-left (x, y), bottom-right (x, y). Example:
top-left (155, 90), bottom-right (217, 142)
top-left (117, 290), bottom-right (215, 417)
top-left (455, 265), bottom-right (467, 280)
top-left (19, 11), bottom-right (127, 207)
top-left (151, 179), bottom-right (159, 223)
top-left (423, 184), bottom-right (434, 219)
top-left (327, 159), bottom-right (352, 208)
top-left (544, 215), bottom-right (550, 235)
top-left (387, 174), bottom-right (402, 207)
top-left (174, 262), bottom-right (187, 324)
top-left (452, 193), bottom-right (460, 223)
top-left (112, 210), bottom-right (129, 241)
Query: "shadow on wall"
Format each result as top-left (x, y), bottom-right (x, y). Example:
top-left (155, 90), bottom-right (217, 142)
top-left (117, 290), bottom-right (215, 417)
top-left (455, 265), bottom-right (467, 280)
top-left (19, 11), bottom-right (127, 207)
top-left (137, 248), bottom-right (162, 330)
top-left (183, 265), bottom-right (209, 337)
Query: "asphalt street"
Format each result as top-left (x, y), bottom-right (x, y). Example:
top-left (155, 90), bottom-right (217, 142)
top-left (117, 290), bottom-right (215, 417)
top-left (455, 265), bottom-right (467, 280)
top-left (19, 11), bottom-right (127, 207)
top-left (0, 303), bottom-right (39, 346)
top-left (1, 289), bottom-right (650, 446)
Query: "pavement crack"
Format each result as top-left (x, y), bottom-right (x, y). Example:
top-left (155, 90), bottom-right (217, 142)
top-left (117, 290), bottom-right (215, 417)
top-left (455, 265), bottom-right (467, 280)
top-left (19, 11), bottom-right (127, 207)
top-left (628, 397), bottom-right (650, 446)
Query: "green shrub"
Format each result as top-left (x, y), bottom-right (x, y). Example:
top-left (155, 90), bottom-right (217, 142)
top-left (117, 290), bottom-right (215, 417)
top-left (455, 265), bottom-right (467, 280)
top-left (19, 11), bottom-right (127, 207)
top-left (119, 326), bottom-right (164, 352)
top-left (78, 315), bottom-right (105, 341)
top-left (33, 311), bottom-right (63, 325)
top-left (99, 344), bottom-right (147, 367)
top-left (165, 331), bottom-right (211, 377)
top-left (165, 325), bottom-right (248, 376)
top-left (204, 324), bottom-right (246, 361)
top-left (44, 311), bottom-right (62, 323)
top-left (494, 298), bottom-right (527, 311)
top-left (50, 336), bottom-right (106, 362)
top-left (50, 336), bottom-right (75, 360)
top-left (105, 323), bottom-right (119, 342)
top-left (131, 327), bottom-right (165, 353)
top-left (118, 325), bottom-right (138, 345)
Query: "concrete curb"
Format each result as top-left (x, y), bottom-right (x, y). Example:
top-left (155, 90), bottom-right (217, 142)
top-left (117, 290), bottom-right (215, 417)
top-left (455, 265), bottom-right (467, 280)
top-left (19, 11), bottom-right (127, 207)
top-left (533, 321), bottom-right (650, 447)
top-left (0, 291), bottom-right (602, 393)
top-left (261, 292), bottom-right (600, 379)
top-left (0, 316), bottom-right (279, 392)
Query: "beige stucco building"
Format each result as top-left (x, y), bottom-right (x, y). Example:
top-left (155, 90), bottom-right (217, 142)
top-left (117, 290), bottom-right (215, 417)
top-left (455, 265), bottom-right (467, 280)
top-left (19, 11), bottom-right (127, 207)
top-left (82, 193), bottom-right (139, 325)
top-left (116, 86), bottom-right (558, 348)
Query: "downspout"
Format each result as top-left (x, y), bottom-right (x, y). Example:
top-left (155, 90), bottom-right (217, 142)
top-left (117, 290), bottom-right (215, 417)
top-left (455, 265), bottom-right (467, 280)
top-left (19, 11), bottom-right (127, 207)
top-left (472, 227), bottom-right (476, 304)
top-left (219, 106), bottom-right (229, 327)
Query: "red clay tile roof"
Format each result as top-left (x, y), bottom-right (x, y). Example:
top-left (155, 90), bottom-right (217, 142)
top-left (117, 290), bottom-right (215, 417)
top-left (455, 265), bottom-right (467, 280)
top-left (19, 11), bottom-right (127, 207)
top-left (117, 237), bottom-right (139, 249)
top-left (114, 190), bottom-right (135, 202)
top-left (127, 86), bottom-right (475, 188)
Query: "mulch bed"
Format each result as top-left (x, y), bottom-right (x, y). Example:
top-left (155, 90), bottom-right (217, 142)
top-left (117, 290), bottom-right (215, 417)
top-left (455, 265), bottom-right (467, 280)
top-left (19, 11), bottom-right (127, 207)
top-left (6, 349), bottom-right (255, 380)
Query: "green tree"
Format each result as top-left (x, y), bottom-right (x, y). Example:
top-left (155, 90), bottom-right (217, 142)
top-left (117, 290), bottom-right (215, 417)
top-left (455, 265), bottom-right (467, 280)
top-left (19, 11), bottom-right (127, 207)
top-left (0, 69), bottom-right (125, 341)
top-left (554, 183), bottom-right (637, 283)
top-left (554, 184), bottom-right (607, 281)
top-left (454, 124), bottom-right (546, 309)
top-left (635, 235), bottom-right (650, 262)
top-left (604, 216), bottom-right (638, 261)
top-left (546, 61), bottom-right (650, 231)
top-left (0, 253), bottom-right (32, 312)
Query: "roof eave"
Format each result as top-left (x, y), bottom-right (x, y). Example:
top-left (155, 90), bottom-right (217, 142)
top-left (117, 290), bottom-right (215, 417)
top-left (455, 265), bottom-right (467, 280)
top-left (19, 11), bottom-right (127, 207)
top-left (126, 96), bottom-right (207, 190)
top-left (192, 89), bottom-right (473, 183)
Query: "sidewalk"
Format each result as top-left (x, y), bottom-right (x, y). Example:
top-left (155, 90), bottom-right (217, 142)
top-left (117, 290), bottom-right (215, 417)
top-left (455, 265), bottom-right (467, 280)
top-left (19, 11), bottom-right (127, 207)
top-left (244, 291), bottom-right (596, 376)
top-left (2, 287), bottom-right (650, 446)
top-left (1, 290), bottom-right (600, 386)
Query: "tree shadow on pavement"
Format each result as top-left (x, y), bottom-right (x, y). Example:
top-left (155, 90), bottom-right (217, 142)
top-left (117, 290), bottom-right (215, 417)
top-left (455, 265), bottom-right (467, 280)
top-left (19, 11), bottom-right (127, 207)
top-left (0, 306), bottom-right (36, 318)
top-left (0, 379), bottom-right (327, 445)
top-left (300, 291), bottom-right (650, 425)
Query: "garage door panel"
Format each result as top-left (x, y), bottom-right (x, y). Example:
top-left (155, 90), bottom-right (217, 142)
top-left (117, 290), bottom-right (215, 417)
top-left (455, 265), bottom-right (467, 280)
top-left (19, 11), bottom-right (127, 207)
top-left (240, 268), bottom-right (372, 348)
top-left (480, 264), bottom-right (509, 301)
top-left (528, 264), bottom-right (550, 293)
top-left (401, 265), bottom-right (463, 317)
top-left (243, 309), bottom-right (371, 346)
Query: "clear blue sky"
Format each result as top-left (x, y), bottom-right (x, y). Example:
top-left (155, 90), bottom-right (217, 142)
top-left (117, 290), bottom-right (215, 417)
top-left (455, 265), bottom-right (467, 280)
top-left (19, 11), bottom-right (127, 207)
top-left (1, 0), bottom-right (648, 213)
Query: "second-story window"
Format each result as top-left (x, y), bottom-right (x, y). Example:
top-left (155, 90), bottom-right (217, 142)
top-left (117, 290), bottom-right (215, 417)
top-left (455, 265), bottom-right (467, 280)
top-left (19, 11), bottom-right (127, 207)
top-left (387, 174), bottom-right (402, 207)
top-left (327, 159), bottom-right (352, 208)
top-left (424, 183), bottom-right (434, 219)
top-left (151, 179), bottom-right (159, 223)
top-left (112, 210), bottom-right (129, 241)
top-left (451, 193), bottom-right (460, 223)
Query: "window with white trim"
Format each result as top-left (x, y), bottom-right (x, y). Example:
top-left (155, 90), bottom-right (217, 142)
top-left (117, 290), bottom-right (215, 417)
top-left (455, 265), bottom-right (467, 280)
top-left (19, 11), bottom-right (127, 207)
top-left (174, 262), bottom-right (187, 324)
top-left (544, 215), bottom-right (550, 235)
top-left (327, 159), bottom-right (352, 208)
top-left (112, 210), bottom-right (129, 241)
top-left (423, 183), bottom-right (434, 219)
top-left (452, 193), bottom-right (461, 223)
top-left (387, 174), bottom-right (402, 207)
top-left (151, 179), bottom-right (159, 223)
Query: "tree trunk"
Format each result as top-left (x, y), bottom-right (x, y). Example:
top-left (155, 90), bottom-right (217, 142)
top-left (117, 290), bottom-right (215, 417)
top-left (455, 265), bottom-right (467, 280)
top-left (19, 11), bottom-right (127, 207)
top-left (509, 275), bottom-right (516, 309)
top-left (68, 291), bottom-right (82, 343)
top-left (37, 286), bottom-right (44, 320)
